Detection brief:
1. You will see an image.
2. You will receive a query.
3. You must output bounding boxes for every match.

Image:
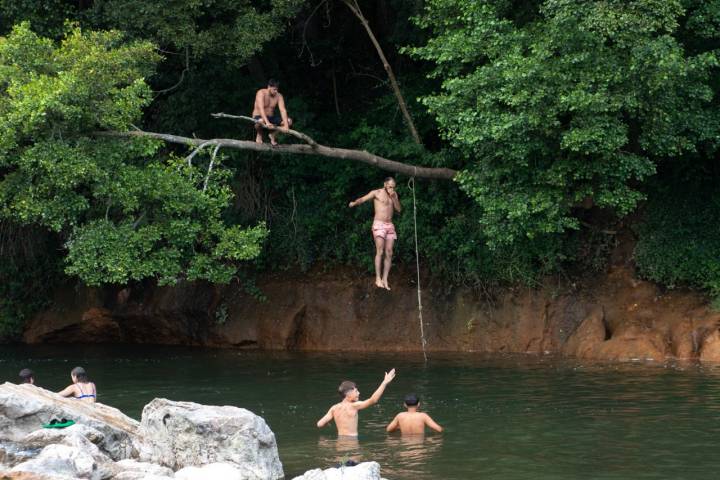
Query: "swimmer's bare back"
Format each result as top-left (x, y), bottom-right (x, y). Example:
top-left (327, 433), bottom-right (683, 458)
top-left (332, 401), bottom-right (360, 436)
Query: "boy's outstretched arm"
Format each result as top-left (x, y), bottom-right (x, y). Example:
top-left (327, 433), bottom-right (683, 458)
top-left (317, 407), bottom-right (334, 428)
top-left (349, 190), bottom-right (376, 208)
top-left (354, 368), bottom-right (396, 410)
top-left (423, 413), bottom-right (443, 433)
top-left (386, 414), bottom-right (400, 432)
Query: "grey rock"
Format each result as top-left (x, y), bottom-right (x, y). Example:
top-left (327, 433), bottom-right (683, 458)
top-left (139, 398), bottom-right (283, 479)
top-left (10, 443), bottom-right (100, 479)
top-left (113, 475), bottom-right (175, 480)
top-left (24, 425), bottom-right (105, 458)
top-left (111, 459), bottom-right (174, 479)
top-left (174, 462), bottom-right (247, 479)
top-left (0, 441), bottom-right (42, 468)
top-left (0, 383), bottom-right (141, 461)
top-left (291, 462), bottom-right (385, 480)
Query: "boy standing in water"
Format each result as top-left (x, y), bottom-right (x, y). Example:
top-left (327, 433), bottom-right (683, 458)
top-left (386, 393), bottom-right (443, 435)
top-left (317, 368), bottom-right (396, 436)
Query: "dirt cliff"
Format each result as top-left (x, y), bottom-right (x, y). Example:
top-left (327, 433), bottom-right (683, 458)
top-left (21, 263), bottom-right (720, 362)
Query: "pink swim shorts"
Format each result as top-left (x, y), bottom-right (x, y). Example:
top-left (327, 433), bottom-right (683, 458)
top-left (372, 220), bottom-right (397, 240)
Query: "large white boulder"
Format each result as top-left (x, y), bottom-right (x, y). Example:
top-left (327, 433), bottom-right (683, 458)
top-left (111, 459), bottom-right (175, 479)
top-left (174, 462), bottom-right (248, 479)
top-left (0, 383), bottom-right (140, 461)
top-left (10, 444), bottom-right (100, 479)
top-left (139, 398), bottom-right (283, 479)
top-left (23, 424), bottom-right (105, 459)
top-left (292, 462), bottom-right (385, 480)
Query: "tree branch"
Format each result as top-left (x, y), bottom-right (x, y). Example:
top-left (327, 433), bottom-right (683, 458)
top-left (96, 130), bottom-right (457, 180)
top-left (203, 144), bottom-right (221, 192)
top-left (211, 113), bottom-right (318, 146)
top-left (153, 47), bottom-right (190, 97)
top-left (341, 0), bottom-right (422, 146)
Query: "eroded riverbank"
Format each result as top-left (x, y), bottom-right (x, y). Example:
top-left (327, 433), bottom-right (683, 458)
top-left (19, 263), bottom-right (720, 363)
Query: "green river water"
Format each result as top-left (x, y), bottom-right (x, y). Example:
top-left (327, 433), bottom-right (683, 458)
top-left (2, 345), bottom-right (720, 479)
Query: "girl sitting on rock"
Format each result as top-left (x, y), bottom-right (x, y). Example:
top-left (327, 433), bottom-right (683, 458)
top-left (58, 366), bottom-right (97, 403)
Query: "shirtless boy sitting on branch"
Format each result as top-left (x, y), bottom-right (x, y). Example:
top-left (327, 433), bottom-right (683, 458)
top-left (252, 78), bottom-right (292, 146)
top-left (316, 368), bottom-right (396, 437)
top-left (349, 177), bottom-right (401, 290)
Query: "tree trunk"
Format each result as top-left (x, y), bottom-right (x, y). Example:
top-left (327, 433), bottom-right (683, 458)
top-left (341, 0), bottom-right (423, 146)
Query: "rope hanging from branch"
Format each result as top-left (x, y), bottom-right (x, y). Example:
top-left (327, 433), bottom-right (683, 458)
top-left (408, 177), bottom-right (428, 362)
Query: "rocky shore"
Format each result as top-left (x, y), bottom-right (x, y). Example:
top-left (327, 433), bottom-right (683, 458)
top-left (0, 383), bottom-right (386, 480)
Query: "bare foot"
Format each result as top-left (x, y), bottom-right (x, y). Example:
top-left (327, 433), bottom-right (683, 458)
top-left (270, 140), bottom-right (278, 147)
top-left (383, 279), bottom-right (391, 291)
top-left (255, 135), bottom-right (263, 144)
top-left (375, 278), bottom-right (384, 289)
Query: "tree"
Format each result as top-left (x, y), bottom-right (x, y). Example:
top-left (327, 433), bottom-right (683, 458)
top-left (90, 0), bottom-right (304, 63)
top-left (409, 0), bottom-right (720, 247)
top-left (0, 23), bottom-right (267, 286)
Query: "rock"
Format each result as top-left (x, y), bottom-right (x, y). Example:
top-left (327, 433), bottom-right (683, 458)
top-left (562, 307), bottom-right (606, 358)
top-left (0, 472), bottom-right (58, 480)
top-left (291, 462), bottom-right (384, 480)
top-left (0, 441), bottom-right (42, 469)
top-left (0, 383), bottom-right (140, 461)
top-left (110, 459), bottom-right (174, 480)
top-left (174, 462), bottom-right (246, 479)
top-left (23, 425), bottom-right (104, 453)
top-left (594, 324), bottom-right (667, 361)
top-left (139, 399), bottom-right (283, 479)
top-left (23, 426), bottom-right (117, 479)
top-left (10, 444), bottom-right (99, 480)
top-left (112, 475), bottom-right (174, 480)
top-left (669, 319), bottom-right (696, 359)
top-left (700, 330), bottom-right (720, 362)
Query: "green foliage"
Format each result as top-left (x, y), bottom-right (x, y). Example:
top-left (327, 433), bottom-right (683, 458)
top-left (634, 181), bottom-right (720, 295)
top-left (0, 1), bottom-right (79, 38)
top-left (409, 0), bottom-right (719, 249)
top-left (90, 0), bottom-right (304, 63)
top-left (0, 23), bottom-right (267, 286)
top-left (2, 0), bottom-right (720, 310)
top-left (0, 224), bottom-right (60, 339)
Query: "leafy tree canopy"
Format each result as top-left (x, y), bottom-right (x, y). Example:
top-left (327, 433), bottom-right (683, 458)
top-left (410, 0), bottom-right (720, 247)
top-left (89, 0), bottom-right (304, 63)
top-left (0, 23), bottom-right (267, 286)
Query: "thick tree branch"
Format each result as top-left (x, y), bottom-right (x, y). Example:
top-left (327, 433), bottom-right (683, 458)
top-left (97, 130), bottom-right (457, 180)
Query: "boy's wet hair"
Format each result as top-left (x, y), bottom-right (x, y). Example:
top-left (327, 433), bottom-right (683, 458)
top-left (404, 393), bottom-right (419, 406)
top-left (18, 368), bottom-right (34, 383)
top-left (338, 380), bottom-right (357, 398)
top-left (267, 78), bottom-right (280, 88)
top-left (71, 366), bottom-right (89, 382)
top-left (384, 176), bottom-right (395, 184)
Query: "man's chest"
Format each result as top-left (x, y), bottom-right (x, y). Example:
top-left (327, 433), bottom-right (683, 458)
top-left (262, 94), bottom-right (279, 108)
top-left (374, 193), bottom-right (392, 206)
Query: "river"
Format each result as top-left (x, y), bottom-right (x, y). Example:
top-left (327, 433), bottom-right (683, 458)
top-left (2, 345), bottom-right (720, 479)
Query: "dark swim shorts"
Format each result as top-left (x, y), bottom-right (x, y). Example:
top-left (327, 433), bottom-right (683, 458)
top-left (254, 115), bottom-right (282, 126)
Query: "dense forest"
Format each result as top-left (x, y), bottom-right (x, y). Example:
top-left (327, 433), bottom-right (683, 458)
top-left (1, 0), bottom-right (719, 338)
